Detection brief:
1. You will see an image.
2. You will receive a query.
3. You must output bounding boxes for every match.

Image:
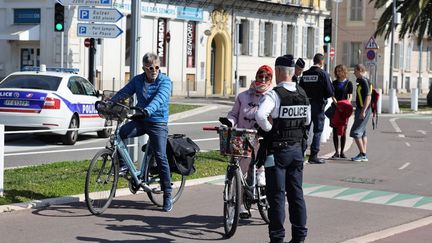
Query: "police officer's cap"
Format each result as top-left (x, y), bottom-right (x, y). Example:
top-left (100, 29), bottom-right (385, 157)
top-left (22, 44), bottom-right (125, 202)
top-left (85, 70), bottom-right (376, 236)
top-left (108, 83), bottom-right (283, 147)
top-left (275, 54), bottom-right (295, 67)
top-left (296, 58), bottom-right (305, 69)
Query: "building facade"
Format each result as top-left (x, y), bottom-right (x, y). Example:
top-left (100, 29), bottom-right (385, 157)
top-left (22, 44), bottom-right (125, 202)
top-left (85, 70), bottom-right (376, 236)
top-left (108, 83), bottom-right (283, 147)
top-left (0, 0), bottom-right (330, 96)
top-left (329, 0), bottom-right (432, 95)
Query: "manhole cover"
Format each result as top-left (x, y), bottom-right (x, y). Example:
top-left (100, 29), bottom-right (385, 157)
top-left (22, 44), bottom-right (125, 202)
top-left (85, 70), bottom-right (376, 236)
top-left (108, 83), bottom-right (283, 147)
top-left (342, 177), bottom-right (383, 184)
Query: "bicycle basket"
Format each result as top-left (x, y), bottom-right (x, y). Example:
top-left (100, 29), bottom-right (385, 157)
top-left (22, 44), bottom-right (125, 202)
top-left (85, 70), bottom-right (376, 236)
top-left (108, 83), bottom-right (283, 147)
top-left (96, 101), bottom-right (129, 121)
top-left (218, 126), bottom-right (258, 157)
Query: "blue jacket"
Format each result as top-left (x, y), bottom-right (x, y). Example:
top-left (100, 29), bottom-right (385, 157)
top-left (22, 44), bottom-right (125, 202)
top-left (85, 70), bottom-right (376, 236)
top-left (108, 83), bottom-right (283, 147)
top-left (111, 72), bottom-right (171, 123)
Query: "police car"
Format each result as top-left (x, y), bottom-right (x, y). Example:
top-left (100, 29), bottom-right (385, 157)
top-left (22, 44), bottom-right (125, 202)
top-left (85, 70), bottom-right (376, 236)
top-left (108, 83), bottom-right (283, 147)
top-left (0, 65), bottom-right (111, 145)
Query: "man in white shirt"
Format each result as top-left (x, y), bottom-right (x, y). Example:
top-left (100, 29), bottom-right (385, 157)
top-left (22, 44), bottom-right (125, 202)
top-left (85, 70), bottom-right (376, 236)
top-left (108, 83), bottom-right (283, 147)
top-left (255, 55), bottom-right (310, 243)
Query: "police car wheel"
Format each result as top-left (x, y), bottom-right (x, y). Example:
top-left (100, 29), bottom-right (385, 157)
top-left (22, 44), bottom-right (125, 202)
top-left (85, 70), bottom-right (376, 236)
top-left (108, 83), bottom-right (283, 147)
top-left (62, 115), bottom-right (79, 145)
top-left (97, 120), bottom-right (112, 138)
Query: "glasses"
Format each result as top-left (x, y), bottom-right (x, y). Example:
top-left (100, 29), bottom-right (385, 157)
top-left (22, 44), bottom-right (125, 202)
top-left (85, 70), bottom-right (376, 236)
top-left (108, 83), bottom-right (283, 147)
top-left (144, 65), bottom-right (160, 71)
top-left (257, 75), bottom-right (271, 80)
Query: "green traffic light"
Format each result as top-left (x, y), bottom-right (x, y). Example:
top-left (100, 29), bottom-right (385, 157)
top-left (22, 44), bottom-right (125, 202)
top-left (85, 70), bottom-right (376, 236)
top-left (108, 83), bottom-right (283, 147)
top-left (55, 23), bottom-right (64, 31)
top-left (324, 35), bottom-right (331, 43)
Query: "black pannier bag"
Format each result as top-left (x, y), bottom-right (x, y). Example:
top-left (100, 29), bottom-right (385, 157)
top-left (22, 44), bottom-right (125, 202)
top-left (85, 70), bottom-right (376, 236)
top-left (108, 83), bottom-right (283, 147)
top-left (166, 134), bottom-right (200, 176)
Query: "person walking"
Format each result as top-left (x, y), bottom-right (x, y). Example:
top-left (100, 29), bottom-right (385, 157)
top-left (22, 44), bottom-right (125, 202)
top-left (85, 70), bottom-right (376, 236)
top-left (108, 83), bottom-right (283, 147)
top-left (227, 65), bottom-right (273, 187)
top-left (292, 58), bottom-right (305, 83)
top-left (350, 64), bottom-right (372, 162)
top-left (330, 64), bottom-right (353, 159)
top-left (299, 53), bottom-right (334, 164)
top-left (110, 52), bottom-right (174, 212)
top-left (255, 54), bottom-right (310, 243)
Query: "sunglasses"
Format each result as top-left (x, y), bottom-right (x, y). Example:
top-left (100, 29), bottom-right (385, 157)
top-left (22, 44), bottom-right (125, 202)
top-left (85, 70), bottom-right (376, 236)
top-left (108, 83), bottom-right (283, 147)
top-left (257, 75), bottom-right (271, 80)
top-left (144, 65), bottom-right (160, 71)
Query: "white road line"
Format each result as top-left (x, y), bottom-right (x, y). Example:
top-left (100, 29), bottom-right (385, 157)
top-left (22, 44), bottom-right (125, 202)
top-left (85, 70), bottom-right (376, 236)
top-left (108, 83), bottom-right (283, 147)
top-left (398, 134), bottom-right (405, 138)
top-left (399, 162), bottom-right (410, 170)
top-left (416, 130), bottom-right (427, 135)
top-left (169, 120), bottom-right (219, 126)
top-left (193, 137), bottom-right (219, 142)
top-left (5, 144), bottom-right (136, 157)
top-left (405, 142), bottom-right (411, 147)
top-left (389, 117), bottom-right (402, 133)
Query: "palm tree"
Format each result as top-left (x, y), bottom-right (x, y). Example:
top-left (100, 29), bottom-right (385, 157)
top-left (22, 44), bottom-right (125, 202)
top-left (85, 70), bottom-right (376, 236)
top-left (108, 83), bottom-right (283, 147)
top-left (370, 0), bottom-right (432, 106)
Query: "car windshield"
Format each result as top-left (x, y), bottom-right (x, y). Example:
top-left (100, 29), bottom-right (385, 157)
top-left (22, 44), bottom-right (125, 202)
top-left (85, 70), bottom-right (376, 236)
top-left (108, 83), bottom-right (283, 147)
top-left (0, 74), bottom-right (62, 91)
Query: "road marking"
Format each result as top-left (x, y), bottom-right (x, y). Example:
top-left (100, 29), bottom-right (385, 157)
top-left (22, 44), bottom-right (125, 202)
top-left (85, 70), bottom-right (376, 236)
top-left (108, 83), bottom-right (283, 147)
top-left (405, 142), bottom-right (411, 147)
top-left (389, 117), bottom-right (402, 133)
top-left (398, 134), bottom-right (405, 138)
top-left (206, 179), bottom-right (432, 211)
top-left (399, 162), bottom-right (410, 170)
top-left (416, 129), bottom-right (427, 135)
top-left (5, 144), bottom-right (136, 157)
top-left (193, 137), bottom-right (219, 142)
top-left (169, 120), bottom-right (219, 126)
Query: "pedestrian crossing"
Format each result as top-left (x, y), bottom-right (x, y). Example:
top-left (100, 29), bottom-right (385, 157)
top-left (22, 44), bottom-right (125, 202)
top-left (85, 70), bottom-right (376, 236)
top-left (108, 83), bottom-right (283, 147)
top-left (206, 178), bottom-right (432, 211)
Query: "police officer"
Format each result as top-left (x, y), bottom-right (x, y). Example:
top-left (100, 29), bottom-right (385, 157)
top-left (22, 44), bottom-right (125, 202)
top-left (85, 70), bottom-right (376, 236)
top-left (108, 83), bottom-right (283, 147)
top-left (256, 54), bottom-right (310, 243)
top-left (299, 53), bottom-right (334, 164)
top-left (292, 57), bottom-right (305, 83)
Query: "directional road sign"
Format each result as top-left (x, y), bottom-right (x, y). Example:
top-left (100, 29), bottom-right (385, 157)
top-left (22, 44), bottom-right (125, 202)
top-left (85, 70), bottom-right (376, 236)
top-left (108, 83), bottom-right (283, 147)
top-left (77, 23), bottom-right (123, 38)
top-left (57, 0), bottom-right (112, 7)
top-left (78, 7), bottom-right (123, 23)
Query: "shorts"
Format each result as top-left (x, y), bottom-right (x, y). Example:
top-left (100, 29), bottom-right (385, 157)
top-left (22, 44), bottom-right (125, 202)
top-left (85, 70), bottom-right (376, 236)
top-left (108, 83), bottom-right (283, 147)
top-left (350, 107), bottom-right (371, 138)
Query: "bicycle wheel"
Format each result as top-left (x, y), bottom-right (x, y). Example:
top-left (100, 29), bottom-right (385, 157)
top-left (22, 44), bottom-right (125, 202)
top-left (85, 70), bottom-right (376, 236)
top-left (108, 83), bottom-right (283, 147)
top-left (146, 155), bottom-right (186, 207)
top-left (257, 185), bottom-right (270, 224)
top-left (223, 167), bottom-right (242, 238)
top-left (85, 148), bottom-right (119, 215)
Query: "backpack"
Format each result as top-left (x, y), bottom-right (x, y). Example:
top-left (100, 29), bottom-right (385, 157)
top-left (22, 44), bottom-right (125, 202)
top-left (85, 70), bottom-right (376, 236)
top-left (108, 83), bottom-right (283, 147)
top-left (166, 134), bottom-right (200, 176)
top-left (370, 85), bottom-right (380, 130)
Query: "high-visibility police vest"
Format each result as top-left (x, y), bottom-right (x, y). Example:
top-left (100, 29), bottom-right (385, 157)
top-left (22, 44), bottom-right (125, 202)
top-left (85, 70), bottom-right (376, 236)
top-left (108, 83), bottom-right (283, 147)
top-left (270, 85), bottom-right (309, 146)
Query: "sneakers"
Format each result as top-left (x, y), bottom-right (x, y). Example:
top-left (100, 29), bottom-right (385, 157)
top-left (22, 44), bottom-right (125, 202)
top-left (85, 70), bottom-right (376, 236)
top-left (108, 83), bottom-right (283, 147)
top-left (162, 194), bottom-right (173, 212)
top-left (239, 210), bottom-right (251, 219)
top-left (351, 153), bottom-right (368, 162)
top-left (256, 171), bottom-right (266, 186)
top-left (118, 165), bottom-right (129, 176)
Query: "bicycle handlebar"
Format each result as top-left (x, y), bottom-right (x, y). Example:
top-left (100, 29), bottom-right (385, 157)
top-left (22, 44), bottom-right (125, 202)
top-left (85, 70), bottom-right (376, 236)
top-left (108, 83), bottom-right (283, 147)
top-left (202, 126), bottom-right (218, 131)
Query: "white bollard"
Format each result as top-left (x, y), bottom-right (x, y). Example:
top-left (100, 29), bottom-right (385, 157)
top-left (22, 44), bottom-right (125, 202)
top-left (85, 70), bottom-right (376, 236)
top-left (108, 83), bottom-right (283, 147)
top-left (411, 88), bottom-right (418, 111)
top-left (389, 88), bottom-right (397, 114)
top-left (0, 124), bottom-right (4, 197)
top-left (377, 88), bottom-right (383, 114)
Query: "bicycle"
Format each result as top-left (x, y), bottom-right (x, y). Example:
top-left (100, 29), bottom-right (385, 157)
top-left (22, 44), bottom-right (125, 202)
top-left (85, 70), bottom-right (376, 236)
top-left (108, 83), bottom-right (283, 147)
top-left (84, 98), bottom-right (186, 215)
top-left (203, 119), bottom-right (270, 238)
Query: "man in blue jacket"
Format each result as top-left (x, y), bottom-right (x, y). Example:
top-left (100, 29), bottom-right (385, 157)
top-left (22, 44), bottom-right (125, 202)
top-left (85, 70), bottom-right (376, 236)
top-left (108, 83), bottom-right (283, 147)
top-left (110, 52), bottom-right (173, 212)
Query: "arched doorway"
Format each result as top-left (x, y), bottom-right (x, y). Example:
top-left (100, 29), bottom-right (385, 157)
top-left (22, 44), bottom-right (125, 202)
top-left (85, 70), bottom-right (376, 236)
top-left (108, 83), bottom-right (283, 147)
top-left (205, 9), bottom-right (232, 96)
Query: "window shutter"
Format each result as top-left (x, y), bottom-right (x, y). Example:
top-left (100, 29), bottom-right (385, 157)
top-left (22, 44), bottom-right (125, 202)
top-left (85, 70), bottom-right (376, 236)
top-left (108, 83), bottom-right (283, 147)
top-left (272, 23), bottom-right (278, 57)
top-left (400, 43), bottom-right (404, 69)
top-left (293, 25), bottom-right (298, 57)
top-left (248, 20), bottom-right (254, 56)
top-left (406, 43), bottom-right (412, 70)
top-left (281, 24), bottom-right (287, 55)
top-left (314, 27), bottom-right (320, 54)
top-left (342, 42), bottom-right (348, 66)
top-left (302, 26), bottom-right (307, 58)
top-left (259, 21), bottom-right (264, 57)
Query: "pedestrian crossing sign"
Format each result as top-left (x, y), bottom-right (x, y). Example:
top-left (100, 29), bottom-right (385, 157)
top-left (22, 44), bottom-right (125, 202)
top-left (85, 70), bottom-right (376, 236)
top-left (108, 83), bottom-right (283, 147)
top-left (365, 36), bottom-right (379, 49)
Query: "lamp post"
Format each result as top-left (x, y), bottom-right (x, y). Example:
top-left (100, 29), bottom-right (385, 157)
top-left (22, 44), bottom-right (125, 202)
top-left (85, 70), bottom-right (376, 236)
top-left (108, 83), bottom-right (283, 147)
top-left (333, 0), bottom-right (342, 68)
top-left (388, 0), bottom-right (396, 114)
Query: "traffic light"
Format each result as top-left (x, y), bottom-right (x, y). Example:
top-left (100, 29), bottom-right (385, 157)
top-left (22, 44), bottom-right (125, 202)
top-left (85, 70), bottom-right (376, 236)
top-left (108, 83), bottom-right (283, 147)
top-left (323, 18), bottom-right (332, 44)
top-left (54, 3), bottom-right (64, 32)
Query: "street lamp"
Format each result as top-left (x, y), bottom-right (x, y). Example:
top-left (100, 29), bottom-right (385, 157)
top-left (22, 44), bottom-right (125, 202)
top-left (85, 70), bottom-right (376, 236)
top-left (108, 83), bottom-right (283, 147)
top-left (333, 0), bottom-right (342, 69)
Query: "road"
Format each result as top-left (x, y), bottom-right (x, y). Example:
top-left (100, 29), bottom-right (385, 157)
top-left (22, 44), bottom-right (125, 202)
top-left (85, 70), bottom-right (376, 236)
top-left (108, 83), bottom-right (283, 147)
top-left (3, 105), bottom-right (231, 168)
top-left (2, 104), bottom-right (432, 242)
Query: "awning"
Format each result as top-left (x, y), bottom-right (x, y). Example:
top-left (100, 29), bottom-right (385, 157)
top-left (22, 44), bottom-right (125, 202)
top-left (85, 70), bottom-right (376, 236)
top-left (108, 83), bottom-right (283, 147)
top-left (0, 25), bottom-right (40, 41)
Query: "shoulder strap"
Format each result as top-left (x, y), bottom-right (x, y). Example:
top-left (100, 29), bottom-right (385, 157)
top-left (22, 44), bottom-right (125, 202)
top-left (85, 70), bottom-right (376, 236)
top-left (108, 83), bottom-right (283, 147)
top-left (273, 86), bottom-right (291, 99)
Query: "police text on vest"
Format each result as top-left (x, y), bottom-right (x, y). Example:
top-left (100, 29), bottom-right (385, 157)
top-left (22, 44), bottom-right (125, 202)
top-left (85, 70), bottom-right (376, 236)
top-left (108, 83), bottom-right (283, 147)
top-left (279, 105), bottom-right (308, 118)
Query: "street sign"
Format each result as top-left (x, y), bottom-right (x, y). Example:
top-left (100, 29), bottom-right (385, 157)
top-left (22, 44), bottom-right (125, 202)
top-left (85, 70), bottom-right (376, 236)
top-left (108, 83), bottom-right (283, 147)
top-left (78, 7), bottom-right (123, 23)
top-left (330, 47), bottom-right (335, 58)
top-left (57, 0), bottom-right (112, 7)
top-left (366, 49), bottom-right (376, 60)
top-left (365, 36), bottom-right (379, 49)
top-left (84, 38), bottom-right (92, 47)
top-left (77, 23), bottom-right (123, 38)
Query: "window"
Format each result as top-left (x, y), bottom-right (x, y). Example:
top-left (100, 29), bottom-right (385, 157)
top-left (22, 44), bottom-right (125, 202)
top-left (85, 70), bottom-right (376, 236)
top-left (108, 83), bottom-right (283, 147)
top-left (392, 76), bottom-right (398, 90)
top-left (394, 43), bottom-right (400, 69)
top-left (405, 76), bottom-right (410, 92)
top-left (405, 42), bottom-right (412, 70)
top-left (350, 0), bottom-right (363, 21)
top-left (79, 77), bottom-right (97, 96)
top-left (0, 75), bottom-right (61, 91)
top-left (239, 76), bottom-right (247, 88)
top-left (239, 19), bottom-right (253, 56)
top-left (68, 77), bottom-right (86, 95)
top-left (428, 47), bottom-right (432, 71)
top-left (342, 42), bottom-right (362, 67)
top-left (282, 25), bottom-right (295, 55)
top-left (307, 27), bottom-right (315, 59)
top-left (264, 22), bottom-right (273, 57)
top-left (14, 9), bottom-right (40, 24)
